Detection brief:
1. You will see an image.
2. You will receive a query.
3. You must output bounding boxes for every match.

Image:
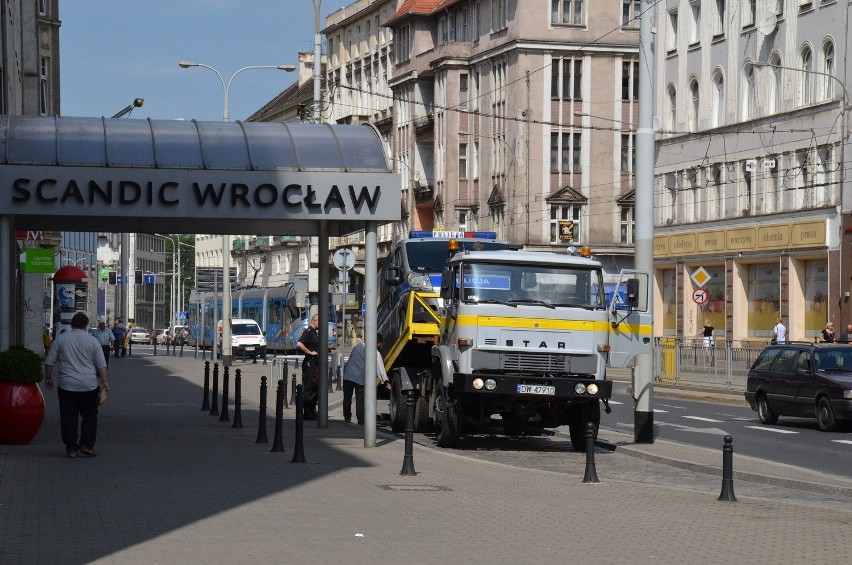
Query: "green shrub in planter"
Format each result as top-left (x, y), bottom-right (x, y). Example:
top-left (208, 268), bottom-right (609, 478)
top-left (0, 346), bottom-right (44, 384)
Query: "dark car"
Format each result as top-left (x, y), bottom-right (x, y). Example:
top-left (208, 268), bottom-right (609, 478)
top-left (744, 342), bottom-right (852, 431)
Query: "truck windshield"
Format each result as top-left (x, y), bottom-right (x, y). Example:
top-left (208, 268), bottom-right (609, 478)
top-left (405, 240), bottom-right (508, 273)
top-left (460, 263), bottom-right (604, 309)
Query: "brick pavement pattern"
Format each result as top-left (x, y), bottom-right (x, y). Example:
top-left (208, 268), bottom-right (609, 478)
top-left (1, 352), bottom-right (850, 564)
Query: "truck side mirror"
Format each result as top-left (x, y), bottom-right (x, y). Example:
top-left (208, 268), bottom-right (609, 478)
top-left (626, 278), bottom-right (640, 309)
top-left (286, 296), bottom-right (299, 319)
top-left (440, 268), bottom-right (454, 300)
top-left (385, 266), bottom-right (403, 286)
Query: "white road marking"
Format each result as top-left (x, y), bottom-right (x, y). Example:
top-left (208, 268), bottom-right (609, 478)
top-left (832, 440), bottom-right (852, 445)
top-left (731, 417), bottom-right (753, 421)
top-left (744, 426), bottom-right (798, 434)
top-left (653, 409), bottom-right (668, 413)
top-left (607, 400), bottom-right (624, 405)
top-left (658, 404), bottom-right (687, 410)
top-left (682, 416), bottom-right (724, 423)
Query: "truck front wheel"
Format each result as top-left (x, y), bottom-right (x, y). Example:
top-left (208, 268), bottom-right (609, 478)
top-left (434, 384), bottom-right (460, 448)
top-left (569, 401), bottom-right (601, 452)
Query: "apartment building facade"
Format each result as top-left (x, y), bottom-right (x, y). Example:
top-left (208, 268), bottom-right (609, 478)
top-left (653, 0), bottom-right (851, 342)
top-left (384, 0), bottom-right (641, 272)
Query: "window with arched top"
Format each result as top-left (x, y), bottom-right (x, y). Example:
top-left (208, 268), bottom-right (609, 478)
top-left (822, 41), bottom-right (835, 100)
top-left (711, 71), bottom-right (724, 127)
top-left (689, 79), bottom-right (699, 131)
top-left (743, 63), bottom-right (756, 120)
top-left (801, 45), bottom-right (813, 106)
top-left (768, 54), bottom-right (782, 114)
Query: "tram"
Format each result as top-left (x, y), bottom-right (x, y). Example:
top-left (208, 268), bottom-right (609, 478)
top-left (186, 284), bottom-right (337, 353)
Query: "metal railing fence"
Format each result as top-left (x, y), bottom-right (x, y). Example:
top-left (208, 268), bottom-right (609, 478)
top-left (654, 337), bottom-right (766, 390)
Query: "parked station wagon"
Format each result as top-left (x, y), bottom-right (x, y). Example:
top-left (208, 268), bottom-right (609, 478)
top-left (744, 342), bottom-right (852, 431)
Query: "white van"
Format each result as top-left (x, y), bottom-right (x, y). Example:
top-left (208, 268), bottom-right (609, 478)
top-left (217, 319), bottom-right (267, 360)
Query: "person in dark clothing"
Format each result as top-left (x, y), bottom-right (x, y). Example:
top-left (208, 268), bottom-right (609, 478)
top-left (296, 314), bottom-right (320, 420)
top-left (839, 324), bottom-right (852, 344)
top-left (821, 322), bottom-right (835, 343)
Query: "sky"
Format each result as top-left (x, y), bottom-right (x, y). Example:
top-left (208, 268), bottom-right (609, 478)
top-left (60, 0), bottom-right (353, 122)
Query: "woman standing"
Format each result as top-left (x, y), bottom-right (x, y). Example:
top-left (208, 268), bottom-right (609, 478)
top-left (821, 322), bottom-right (835, 343)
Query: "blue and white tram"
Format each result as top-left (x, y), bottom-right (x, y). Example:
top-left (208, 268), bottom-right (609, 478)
top-left (187, 285), bottom-right (337, 353)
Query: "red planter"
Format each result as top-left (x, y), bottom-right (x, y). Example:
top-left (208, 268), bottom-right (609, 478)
top-left (0, 382), bottom-right (45, 445)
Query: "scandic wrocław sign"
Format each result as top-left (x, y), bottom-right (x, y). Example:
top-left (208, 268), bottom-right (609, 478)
top-left (2, 168), bottom-right (399, 222)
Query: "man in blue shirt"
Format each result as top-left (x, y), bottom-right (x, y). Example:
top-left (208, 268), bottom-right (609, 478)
top-left (93, 320), bottom-right (114, 367)
top-left (342, 333), bottom-right (388, 425)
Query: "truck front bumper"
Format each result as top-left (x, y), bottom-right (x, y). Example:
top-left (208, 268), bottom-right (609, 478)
top-left (451, 373), bottom-right (612, 400)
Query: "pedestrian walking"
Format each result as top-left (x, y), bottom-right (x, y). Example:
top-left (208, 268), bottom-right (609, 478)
top-left (43, 312), bottom-right (109, 458)
top-left (773, 317), bottom-right (787, 344)
top-left (701, 319), bottom-right (715, 348)
top-left (296, 314), bottom-right (320, 420)
top-left (93, 320), bottom-right (114, 367)
top-left (820, 322), bottom-right (836, 343)
top-left (343, 333), bottom-right (388, 425)
top-left (111, 321), bottom-right (123, 357)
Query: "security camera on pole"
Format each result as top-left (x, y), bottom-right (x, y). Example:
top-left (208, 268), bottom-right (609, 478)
top-left (333, 248), bottom-right (355, 348)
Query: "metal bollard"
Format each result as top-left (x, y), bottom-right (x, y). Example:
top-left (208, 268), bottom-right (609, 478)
top-left (201, 361), bottom-right (210, 411)
top-left (328, 362), bottom-right (334, 393)
top-left (718, 435), bottom-right (737, 502)
top-left (256, 376), bottom-right (269, 443)
top-left (209, 363), bottom-right (220, 416)
top-left (270, 379), bottom-right (285, 452)
top-left (291, 384), bottom-right (307, 463)
top-left (290, 371), bottom-right (297, 408)
top-left (128, 339), bottom-right (132, 356)
top-left (582, 421), bottom-right (600, 483)
top-left (232, 369), bottom-right (243, 429)
top-left (400, 389), bottom-right (417, 476)
top-left (219, 366), bottom-right (230, 423)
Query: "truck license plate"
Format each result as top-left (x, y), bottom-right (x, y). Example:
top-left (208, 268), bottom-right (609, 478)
top-left (517, 384), bottom-right (555, 395)
top-left (245, 346), bottom-right (255, 351)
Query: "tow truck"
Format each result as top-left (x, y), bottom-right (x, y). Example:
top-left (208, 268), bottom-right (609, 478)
top-left (379, 237), bottom-right (651, 450)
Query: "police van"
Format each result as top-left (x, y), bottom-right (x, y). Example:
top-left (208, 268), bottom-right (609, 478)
top-left (377, 231), bottom-right (514, 347)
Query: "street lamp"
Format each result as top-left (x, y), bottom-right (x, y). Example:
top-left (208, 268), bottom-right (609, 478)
top-left (177, 61), bottom-right (296, 122)
top-left (179, 61), bottom-right (295, 365)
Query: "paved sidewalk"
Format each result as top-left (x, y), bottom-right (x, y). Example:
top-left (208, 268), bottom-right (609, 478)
top-left (0, 352), bottom-right (850, 564)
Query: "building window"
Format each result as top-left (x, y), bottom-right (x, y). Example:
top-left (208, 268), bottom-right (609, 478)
top-left (713, 0), bottom-right (726, 37)
top-left (742, 0), bottom-right (756, 27)
top-left (552, 58), bottom-right (583, 100)
top-left (473, 1), bottom-right (481, 38)
top-left (747, 263), bottom-right (780, 337)
top-left (621, 133), bottom-right (634, 172)
top-left (709, 164), bottom-right (723, 220)
top-left (460, 73), bottom-right (468, 110)
top-left (622, 0), bottom-right (640, 28)
top-left (552, 133), bottom-right (581, 173)
top-left (620, 207), bottom-right (635, 244)
top-left (622, 61), bottom-right (639, 101)
top-left (460, 8), bottom-right (468, 42)
top-left (801, 45), bottom-right (813, 105)
top-left (472, 140), bottom-right (480, 179)
top-left (439, 17), bottom-right (448, 44)
top-left (711, 71), bottom-right (724, 127)
top-left (688, 0), bottom-right (701, 45)
top-left (769, 54), bottom-right (782, 113)
top-left (743, 63), bottom-right (756, 120)
top-left (489, 204), bottom-right (505, 240)
top-left (551, 134), bottom-right (559, 172)
top-left (667, 9), bottom-right (678, 52)
top-left (822, 41), bottom-right (835, 100)
top-left (552, 0), bottom-right (584, 25)
top-left (458, 210), bottom-right (468, 231)
top-left (492, 0), bottom-right (508, 30)
top-left (395, 25), bottom-right (411, 61)
top-left (667, 85), bottom-right (677, 131)
top-left (689, 79), bottom-right (699, 131)
top-left (550, 205), bottom-right (581, 244)
top-left (39, 57), bottom-right (50, 116)
top-left (449, 14), bottom-right (456, 42)
top-left (459, 142), bottom-right (468, 179)
top-left (38, 0), bottom-right (49, 16)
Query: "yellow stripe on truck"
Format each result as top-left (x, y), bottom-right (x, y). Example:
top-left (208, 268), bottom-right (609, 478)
top-left (454, 315), bottom-right (653, 336)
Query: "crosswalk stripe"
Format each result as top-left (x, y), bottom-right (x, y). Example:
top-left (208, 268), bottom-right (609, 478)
top-left (832, 440), bottom-right (852, 445)
top-left (653, 409), bottom-right (668, 413)
top-left (607, 400), bottom-right (623, 405)
top-left (682, 416), bottom-right (724, 423)
top-left (744, 425), bottom-right (798, 434)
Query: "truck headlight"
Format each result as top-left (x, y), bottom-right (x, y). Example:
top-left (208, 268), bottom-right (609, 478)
top-left (844, 390), bottom-right (852, 399)
top-left (472, 378), bottom-right (484, 390)
top-left (485, 379), bottom-right (497, 390)
top-left (587, 383), bottom-right (599, 395)
top-left (408, 272), bottom-right (433, 291)
top-left (574, 383), bottom-right (587, 394)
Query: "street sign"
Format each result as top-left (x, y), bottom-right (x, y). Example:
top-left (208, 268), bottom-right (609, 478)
top-left (143, 274), bottom-right (155, 284)
top-left (690, 267), bottom-right (711, 288)
top-left (333, 247), bottom-right (355, 271)
top-left (692, 288), bottom-right (709, 305)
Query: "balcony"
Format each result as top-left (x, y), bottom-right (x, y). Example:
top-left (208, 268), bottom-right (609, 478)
top-left (414, 183), bottom-right (435, 203)
top-left (414, 114), bottom-right (434, 136)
